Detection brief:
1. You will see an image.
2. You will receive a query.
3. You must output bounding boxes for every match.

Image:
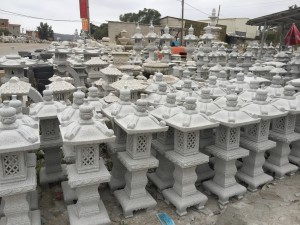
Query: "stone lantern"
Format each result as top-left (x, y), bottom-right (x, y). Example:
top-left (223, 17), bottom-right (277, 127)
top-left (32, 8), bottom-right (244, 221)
top-left (100, 64), bottom-right (124, 95)
top-left (175, 79), bottom-right (198, 105)
top-left (265, 74), bottom-right (284, 98)
top-left (208, 8), bottom-right (222, 39)
top-left (264, 85), bottom-right (300, 179)
top-left (229, 66), bottom-right (243, 79)
top-left (70, 57), bottom-right (87, 88)
top-left (83, 47), bottom-right (101, 62)
top-left (208, 45), bottom-right (219, 67)
top-left (214, 84), bottom-right (245, 109)
top-left (234, 72), bottom-right (250, 94)
top-left (240, 46), bottom-right (253, 73)
top-left (48, 46), bottom-right (71, 76)
top-left (209, 63), bottom-right (223, 77)
top-left (216, 70), bottom-right (230, 88)
top-left (146, 82), bottom-right (168, 107)
top-left (203, 94), bottom-right (260, 206)
top-left (172, 69), bottom-right (198, 90)
top-left (113, 99), bottom-right (168, 218)
top-left (162, 96), bottom-right (219, 216)
top-left (148, 93), bottom-right (183, 191)
top-left (145, 72), bottom-right (164, 93)
top-left (228, 45), bottom-right (239, 67)
top-left (195, 45), bottom-right (206, 79)
top-left (160, 45), bottom-right (171, 63)
top-left (200, 25), bottom-right (214, 54)
top-left (274, 51), bottom-right (290, 64)
top-left (238, 88), bottom-right (288, 191)
top-left (131, 23), bottom-right (144, 65)
top-left (60, 100), bottom-right (115, 225)
top-left (102, 86), bottom-right (136, 191)
top-left (160, 25), bottom-right (173, 50)
top-left (239, 79), bottom-right (260, 102)
top-left (84, 57), bottom-right (108, 84)
top-left (206, 75), bottom-right (227, 99)
top-left (184, 25), bottom-right (198, 61)
top-left (0, 101), bottom-right (41, 225)
top-left (48, 76), bottom-right (76, 105)
top-left (145, 21), bottom-right (158, 61)
top-left (289, 50), bottom-right (300, 79)
top-left (217, 45), bottom-right (227, 66)
top-left (86, 85), bottom-right (106, 113)
top-left (30, 86), bottom-right (66, 185)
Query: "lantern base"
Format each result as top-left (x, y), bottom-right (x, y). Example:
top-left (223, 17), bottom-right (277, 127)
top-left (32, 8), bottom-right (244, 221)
top-left (236, 170), bottom-right (273, 192)
top-left (39, 164), bottom-right (67, 185)
top-left (0, 210), bottom-right (41, 225)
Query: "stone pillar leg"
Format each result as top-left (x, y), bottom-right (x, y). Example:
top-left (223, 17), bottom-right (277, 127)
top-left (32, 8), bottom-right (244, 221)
top-left (264, 141), bottom-right (298, 179)
top-left (290, 140), bottom-right (300, 166)
top-left (108, 152), bottom-right (126, 191)
top-left (203, 158), bottom-right (247, 206)
top-left (163, 165), bottom-right (208, 216)
top-left (39, 147), bottom-right (67, 185)
top-left (237, 151), bottom-right (273, 192)
top-left (1, 193), bottom-right (41, 225)
top-left (148, 151), bottom-right (174, 192)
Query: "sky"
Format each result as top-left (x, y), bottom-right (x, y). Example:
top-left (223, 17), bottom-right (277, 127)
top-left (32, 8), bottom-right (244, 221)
top-left (0, 0), bottom-right (298, 34)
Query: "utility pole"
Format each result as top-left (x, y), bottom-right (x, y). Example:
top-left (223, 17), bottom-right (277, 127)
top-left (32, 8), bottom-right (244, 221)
top-left (180, 0), bottom-right (184, 46)
top-left (87, 0), bottom-right (91, 37)
top-left (217, 5), bottom-right (220, 24)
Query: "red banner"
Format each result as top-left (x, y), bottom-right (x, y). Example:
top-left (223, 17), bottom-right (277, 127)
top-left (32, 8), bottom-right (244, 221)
top-left (284, 23), bottom-right (300, 46)
top-left (79, 0), bottom-right (88, 18)
top-left (82, 18), bottom-right (88, 31)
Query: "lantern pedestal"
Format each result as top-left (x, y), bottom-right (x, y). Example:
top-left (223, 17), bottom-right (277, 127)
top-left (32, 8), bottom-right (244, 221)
top-left (107, 142), bottom-right (126, 191)
top-left (162, 151), bottom-right (208, 216)
top-left (67, 158), bottom-right (111, 225)
top-left (114, 152), bottom-right (158, 218)
top-left (290, 139), bottom-right (300, 166)
top-left (203, 146), bottom-right (249, 206)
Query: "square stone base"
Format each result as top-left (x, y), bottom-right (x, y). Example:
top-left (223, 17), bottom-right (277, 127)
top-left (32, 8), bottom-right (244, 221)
top-left (203, 180), bottom-right (247, 206)
top-left (68, 201), bottom-right (110, 225)
top-left (162, 188), bottom-right (208, 216)
top-left (39, 164), bottom-right (67, 185)
top-left (114, 189), bottom-right (156, 218)
top-left (236, 171), bottom-right (273, 192)
top-left (264, 161), bottom-right (298, 179)
top-left (0, 209), bottom-right (41, 225)
top-left (61, 181), bottom-right (76, 205)
top-left (289, 155), bottom-right (300, 167)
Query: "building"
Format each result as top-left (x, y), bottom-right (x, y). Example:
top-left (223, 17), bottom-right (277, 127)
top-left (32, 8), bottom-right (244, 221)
top-left (0, 18), bottom-right (21, 37)
top-left (199, 18), bottom-right (258, 39)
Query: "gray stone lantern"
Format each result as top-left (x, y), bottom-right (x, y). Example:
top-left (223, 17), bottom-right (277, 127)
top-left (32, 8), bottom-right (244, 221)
top-left (264, 85), bottom-right (300, 179)
top-left (0, 101), bottom-right (41, 225)
top-left (148, 93), bottom-right (183, 192)
top-left (265, 74), bottom-right (284, 98)
top-left (100, 64), bottom-right (124, 95)
top-left (84, 57), bottom-right (108, 84)
top-left (60, 100), bottom-right (115, 225)
top-left (145, 21), bottom-right (158, 61)
top-left (289, 50), bottom-right (300, 79)
top-left (113, 99), bottom-right (168, 218)
top-left (48, 76), bottom-right (76, 105)
top-left (145, 72), bottom-right (164, 93)
top-left (228, 45), bottom-right (239, 67)
top-left (160, 25), bottom-right (173, 50)
top-left (172, 69), bottom-right (198, 90)
top-left (162, 96), bottom-right (219, 216)
top-left (291, 92), bottom-right (300, 166)
top-left (217, 45), bottom-right (227, 66)
top-left (229, 66), bottom-right (243, 79)
top-left (206, 75), bottom-right (227, 100)
top-left (216, 70), bottom-right (230, 88)
top-left (208, 45), bottom-right (219, 67)
top-left (234, 72), bottom-right (250, 94)
top-left (160, 45), bottom-right (171, 63)
top-left (209, 63), bottom-right (223, 77)
top-left (175, 78), bottom-right (198, 105)
top-left (208, 8), bottom-right (222, 38)
top-left (238, 88), bottom-right (288, 191)
top-left (131, 23), bottom-right (144, 65)
top-left (86, 85), bottom-right (106, 113)
top-left (30, 86), bottom-right (67, 185)
top-left (102, 86), bottom-right (137, 191)
top-left (146, 82), bottom-right (168, 107)
top-left (48, 46), bottom-right (71, 76)
top-left (203, 94), bottom-right (260, 206)
top-left (200, 25), bottom-right (214, 54)
top-left (83, 47), bottom-right (101, 62)
top-left (239, 79), bottom-right (260, 102)
top-left (70, 57), bottom-right (87, 88)
top-left (214, 84), bottom-right (245, 109)
top-left (184, 25), bottom-right (198, 61)
top-left (240, 46), bottom-right (253, 73)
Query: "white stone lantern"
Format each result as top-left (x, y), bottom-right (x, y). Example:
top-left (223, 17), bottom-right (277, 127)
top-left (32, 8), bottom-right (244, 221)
top-left (100, 64), bottom-right (124, 95)
top-left (172, 69), bottom-right (198, 90)
top-left (131, 23), bottom-right (144, 65)
top-left (48, 76), bottom-right (76, 105)
top-left (200, 25), bottom-right (214, 54)
top-left (228, 45), bottom-right (239, 67)
top-left (234, 72), bottom-right (250, 94)
top-left (208, 45), bottom-right (219, 67)
top-left (146, 82), bottom-right (168, 107)
top-left (30, 86), bottom-right (66, 185)
top-left (206, 75), bottom-right (227, 100)
top-left (60, 100), bottom-right (115, 225)
top-left (184, 25), bottom-right (198, 61)
top-left (0, 101), bottom-right (41, 225)
top-left (86, 85), bottom-right (106, 113)
top-left (238, 88), bottom-right (288, 191)
top-left (216, 70), bottom-right (230, 88)
top-left (160, 25), bottom-right (173, 50)
top-left (83, 47), bottom-right (100, 62)
top-left (229, 66), bottom-right (243, 79)
top-left (102, 86), bottom-right (136, 191)
top-left (291, 92), bottom-right (300, 166)
top-left (217, 45), bottom-right (227, 66)
top-left (265, 74), bottom-right (284, 98)
top-left (48, 46), bottom-right (71, 76)
top-left (113, 99), bottom-right (168, 218)
top-left (239, 79), bottom-right (260, 102)
top-left (208, 8), bottom-right (222, 38)
top-left (70, 57), bottom-right (87, 88)
top-left (145, 21), bottom-right (158, 61)
top-left (160, 45), bottom-right (171, 63)
top-left (148, 93), bottom-right (183, 191)
top-left (203, 94), bottom-right (260, 206)
top-left (84, 57), bottom-right (108, 84)
top-left (162, 96), bottom-right (219, 216)
top-left (240, 46), bottom-right (253, 73)
top-left (214, 84), bottom-right (245, 109)
top-left (264, 85), bottom-right (300, 179)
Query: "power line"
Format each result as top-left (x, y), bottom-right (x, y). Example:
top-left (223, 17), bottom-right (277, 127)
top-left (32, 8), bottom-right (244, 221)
top-left (175, 0), bottom-right (210, 16)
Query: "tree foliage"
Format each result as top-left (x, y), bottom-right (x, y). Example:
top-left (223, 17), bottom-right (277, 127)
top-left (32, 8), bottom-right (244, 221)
top-left (0, 29), bottom-right (11, 36)
top-left (37, 22), bottom-right (54, 40)
top-left (119, 8), bottom-right (161, 25)
top-left (90, 23), bottom-right (108, 40)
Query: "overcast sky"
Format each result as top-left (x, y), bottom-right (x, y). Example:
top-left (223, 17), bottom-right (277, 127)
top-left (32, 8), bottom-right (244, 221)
top-left (0, 0), bottom-right (298, 34)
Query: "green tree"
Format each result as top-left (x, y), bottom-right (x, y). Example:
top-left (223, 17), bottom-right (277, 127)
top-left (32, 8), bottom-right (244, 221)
top-left (119, 8), bottom-right (161, 25)
top-left (90, 23), bottom-right (108, 40)
top-left (37, 22), bottom-right (54, 40)
top-left (0, 28), bottom-right (11, 36)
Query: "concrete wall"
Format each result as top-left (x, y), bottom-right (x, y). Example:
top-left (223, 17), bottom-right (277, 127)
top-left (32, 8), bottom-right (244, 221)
top-left (8, 24), bottom-right (20, 37)
top-left (199, 18), bottom-right (258, 39)
top-left (0, 19), bottom-right (9, 29)
top-left (108, 21), bottom-right (163, 45)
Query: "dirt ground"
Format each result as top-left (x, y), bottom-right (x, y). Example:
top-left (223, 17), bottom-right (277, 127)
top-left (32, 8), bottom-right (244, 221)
top-left (40, 170), bottom-right (300, 225)
top-left (0, 43), bottom-right (50, 56)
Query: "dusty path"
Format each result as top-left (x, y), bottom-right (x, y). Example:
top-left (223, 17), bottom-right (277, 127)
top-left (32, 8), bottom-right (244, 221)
top-left (0, 43), bottom-right (50, 56)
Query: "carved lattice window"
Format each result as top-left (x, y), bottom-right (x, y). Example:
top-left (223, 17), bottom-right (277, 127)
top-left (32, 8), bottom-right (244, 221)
top-left (187, 132), bottom-right (196, 150)
top-left (81, 146), bottom-right (95, 167)
top-left (229, 128), bottom-right (238, 145)
top-left (273, 117), bottom-right (285, 131)
top-left (137, 135), bottom-right (148, 153)
top-left (260, 120), bottom-right (269, 137)
top-left (287, 115), bottom-right (296, 131)
top-left (217, 125), bottom-right (227, 145)
top-left (2, 154), bottom-right (20, 177)
top-left (176, 130), bottom-right (184, 149)
top-left (247, 124), bottom-right (258, 138)
top-left (166, 127), bottom-right (174, 139)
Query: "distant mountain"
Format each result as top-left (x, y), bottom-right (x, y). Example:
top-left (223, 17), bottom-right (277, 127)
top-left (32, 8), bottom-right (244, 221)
top-left (53, 33), bottom-right (75, 41)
